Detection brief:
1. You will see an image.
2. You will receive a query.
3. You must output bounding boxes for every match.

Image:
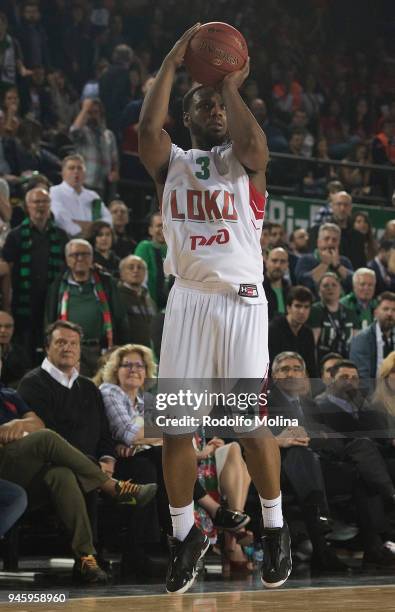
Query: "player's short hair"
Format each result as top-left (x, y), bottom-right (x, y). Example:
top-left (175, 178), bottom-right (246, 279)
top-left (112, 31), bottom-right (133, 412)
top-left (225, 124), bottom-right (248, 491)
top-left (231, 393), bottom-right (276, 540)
top-left (286, 286), bottom-right (313, 307)
top-left (182, 84), bottom-right (221, 114)
top-left (183, 85), bottom-right (206, 113)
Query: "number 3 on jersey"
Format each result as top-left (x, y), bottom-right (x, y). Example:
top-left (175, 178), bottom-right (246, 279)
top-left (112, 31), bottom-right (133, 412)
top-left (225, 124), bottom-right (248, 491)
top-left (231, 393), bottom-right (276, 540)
top-left (195, 156), bottom-right (210, 180)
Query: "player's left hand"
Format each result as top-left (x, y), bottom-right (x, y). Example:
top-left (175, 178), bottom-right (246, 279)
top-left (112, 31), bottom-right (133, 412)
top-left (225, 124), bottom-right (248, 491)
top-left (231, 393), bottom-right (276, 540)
top-left (221, 57), bottom-right (250, 91)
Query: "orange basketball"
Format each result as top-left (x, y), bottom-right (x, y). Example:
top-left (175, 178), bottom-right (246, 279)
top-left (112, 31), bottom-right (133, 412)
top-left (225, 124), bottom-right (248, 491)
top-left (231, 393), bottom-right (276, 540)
top-left (184, 22), bottom-right (248, 86)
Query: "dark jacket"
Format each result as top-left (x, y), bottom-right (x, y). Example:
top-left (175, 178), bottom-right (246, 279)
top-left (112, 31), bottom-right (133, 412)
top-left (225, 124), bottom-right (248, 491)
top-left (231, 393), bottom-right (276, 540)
top-left (17, 367), bottom-right (115, 460)
top-left (268, 316), bottom-right (317, 377)
top-left (262, 276), bottom-right (290, 321)
top-left (349, 322), bottom-right (377, 382)
top-left (367, 258), bottom-right (395, 295)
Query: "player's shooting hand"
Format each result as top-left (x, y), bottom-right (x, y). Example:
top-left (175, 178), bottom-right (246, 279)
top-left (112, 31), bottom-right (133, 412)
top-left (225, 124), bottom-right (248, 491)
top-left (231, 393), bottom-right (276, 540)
top-left (221, 57), bottom-right (250, 91)
top-left (164, 23), bottom-right (201, 69)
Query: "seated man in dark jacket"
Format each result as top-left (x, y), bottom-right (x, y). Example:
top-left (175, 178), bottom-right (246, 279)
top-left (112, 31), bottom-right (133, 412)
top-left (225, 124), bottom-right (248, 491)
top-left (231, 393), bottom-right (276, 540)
top-left (17, 320), bottom-right (153, 560)
top-left (269, 352), bottom-right (395, 568)
top-left (1, 360), bottom-right (155, 583)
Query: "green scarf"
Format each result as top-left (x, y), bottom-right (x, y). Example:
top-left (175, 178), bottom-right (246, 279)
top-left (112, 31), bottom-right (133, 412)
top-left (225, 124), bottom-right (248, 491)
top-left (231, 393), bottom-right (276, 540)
top-left (58, 270), bottom-right (114, 348)
top-left (16, 218), bottom-right (63, 317)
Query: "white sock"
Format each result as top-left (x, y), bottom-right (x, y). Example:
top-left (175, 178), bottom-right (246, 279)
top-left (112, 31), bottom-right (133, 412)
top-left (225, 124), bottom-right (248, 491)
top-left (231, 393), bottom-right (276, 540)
top-left (169, 501), bottom-right (195, 542)
top-left (260, 493), bottom-right (283, 529)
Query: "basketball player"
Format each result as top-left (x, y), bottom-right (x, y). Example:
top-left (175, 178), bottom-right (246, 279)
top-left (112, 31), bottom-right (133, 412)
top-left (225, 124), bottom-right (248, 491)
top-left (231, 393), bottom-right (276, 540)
top-left (139, 24), bottom-right (291, 593)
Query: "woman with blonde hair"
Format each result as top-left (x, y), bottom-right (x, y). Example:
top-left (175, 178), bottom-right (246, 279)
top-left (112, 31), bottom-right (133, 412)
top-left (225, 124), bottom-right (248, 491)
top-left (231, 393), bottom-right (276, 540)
top-left (97, 344), bottom-right (252, 575)
top-left (371, 351), bottom-right (395, 421)
top-left (364, 352), bottom-right (395, 483)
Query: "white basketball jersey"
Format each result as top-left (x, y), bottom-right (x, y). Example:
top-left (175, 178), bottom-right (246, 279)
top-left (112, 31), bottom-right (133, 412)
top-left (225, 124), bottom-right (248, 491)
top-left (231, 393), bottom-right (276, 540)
top-left (162, 143), bottom-right (267, 303)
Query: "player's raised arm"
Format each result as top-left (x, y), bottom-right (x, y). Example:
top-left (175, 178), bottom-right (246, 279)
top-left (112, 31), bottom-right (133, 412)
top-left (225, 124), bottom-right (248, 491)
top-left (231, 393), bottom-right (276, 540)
top-left (138, 23), bottom-right (201, 181)
top-left (220, 59), bottom-right (269, 177)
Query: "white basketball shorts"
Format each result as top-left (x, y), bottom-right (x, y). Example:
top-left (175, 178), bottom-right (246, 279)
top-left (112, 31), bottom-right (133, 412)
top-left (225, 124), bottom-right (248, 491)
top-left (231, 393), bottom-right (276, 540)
top-left (157, 279), bottom-right (269, 434)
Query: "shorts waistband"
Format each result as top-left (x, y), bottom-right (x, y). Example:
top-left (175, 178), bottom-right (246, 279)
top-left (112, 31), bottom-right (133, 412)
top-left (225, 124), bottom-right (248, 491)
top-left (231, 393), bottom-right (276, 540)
top-left (174, 278), bottom-right (233, 294)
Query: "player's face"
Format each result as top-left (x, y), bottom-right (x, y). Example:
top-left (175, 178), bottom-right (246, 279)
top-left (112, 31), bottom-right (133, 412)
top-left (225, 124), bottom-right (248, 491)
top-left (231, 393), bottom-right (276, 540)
top-left (186, 89), bottom-right (228, 147)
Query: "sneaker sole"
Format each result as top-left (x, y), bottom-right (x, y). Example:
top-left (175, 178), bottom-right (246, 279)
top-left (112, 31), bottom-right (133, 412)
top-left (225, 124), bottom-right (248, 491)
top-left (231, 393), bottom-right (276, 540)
top-left (166, 538), bottom-right (210, 595)
top-left (261, 563), bottom-right (292, 589)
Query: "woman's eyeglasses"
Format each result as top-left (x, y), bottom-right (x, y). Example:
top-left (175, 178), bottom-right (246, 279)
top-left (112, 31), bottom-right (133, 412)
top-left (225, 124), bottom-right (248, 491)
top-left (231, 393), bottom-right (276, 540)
top-left (119, 362), bottom-right (146, 371)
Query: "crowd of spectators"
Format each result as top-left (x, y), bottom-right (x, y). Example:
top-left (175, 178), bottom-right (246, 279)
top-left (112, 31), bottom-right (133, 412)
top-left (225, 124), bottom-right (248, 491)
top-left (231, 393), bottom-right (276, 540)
top-left (1, 0), bottom-right (395, 586)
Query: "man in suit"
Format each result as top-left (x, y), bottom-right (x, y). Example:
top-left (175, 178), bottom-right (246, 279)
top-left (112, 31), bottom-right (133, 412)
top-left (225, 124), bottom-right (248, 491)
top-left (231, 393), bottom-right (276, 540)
top-left (367, 239), bottom-right (395, 295)
top-left (270, 352), bottom-right (395, 568)
top-left (268, 351), bottom-right (347, 572)
top-left (350, 291), bottom-right (395, 385)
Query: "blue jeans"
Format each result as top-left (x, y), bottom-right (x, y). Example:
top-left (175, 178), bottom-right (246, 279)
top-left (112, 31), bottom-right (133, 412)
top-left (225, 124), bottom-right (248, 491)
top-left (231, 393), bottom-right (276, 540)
top-left (0, 479), bottom-right (27, 537)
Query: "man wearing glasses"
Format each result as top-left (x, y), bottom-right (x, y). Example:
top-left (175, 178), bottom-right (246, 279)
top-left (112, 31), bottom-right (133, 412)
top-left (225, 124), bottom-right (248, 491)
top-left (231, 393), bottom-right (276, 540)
top-left (46, 238), bottom-right (128, 376)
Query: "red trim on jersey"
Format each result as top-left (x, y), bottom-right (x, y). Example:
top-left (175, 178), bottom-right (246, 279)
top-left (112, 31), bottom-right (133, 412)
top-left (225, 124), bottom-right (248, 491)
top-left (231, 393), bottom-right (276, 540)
top-left (249, 181), bottom-right (266, 221)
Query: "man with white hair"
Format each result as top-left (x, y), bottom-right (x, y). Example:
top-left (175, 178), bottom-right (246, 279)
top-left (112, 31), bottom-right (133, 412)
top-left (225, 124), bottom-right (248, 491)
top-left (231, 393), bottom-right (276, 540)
top-left (295, 223), bottom-right (353, 296)
top-left (118, 255), bottom-right (157, 347)
top-left (46, 238), bottom-right (127, 376)
top-left (340, 268), bottom-right (377, 329)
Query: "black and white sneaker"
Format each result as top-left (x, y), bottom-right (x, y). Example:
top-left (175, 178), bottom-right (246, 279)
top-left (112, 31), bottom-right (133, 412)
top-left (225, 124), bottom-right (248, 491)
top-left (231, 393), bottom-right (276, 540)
top-left (212, 506), bottom-right (250, 532)
top-left (166, 525), bottom-right (210, 594)
top-left (261, 521), bottom-right (292, 588)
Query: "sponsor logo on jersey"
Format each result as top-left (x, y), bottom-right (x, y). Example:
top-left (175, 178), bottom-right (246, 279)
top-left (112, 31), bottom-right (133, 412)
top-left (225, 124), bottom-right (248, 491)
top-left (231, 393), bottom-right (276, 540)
top-left (190, 228), bottom-right (230, 250)
top-left (238, 284), bottom-right (258, 298)
top-left (170, 189), bottom-right (238, 222)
